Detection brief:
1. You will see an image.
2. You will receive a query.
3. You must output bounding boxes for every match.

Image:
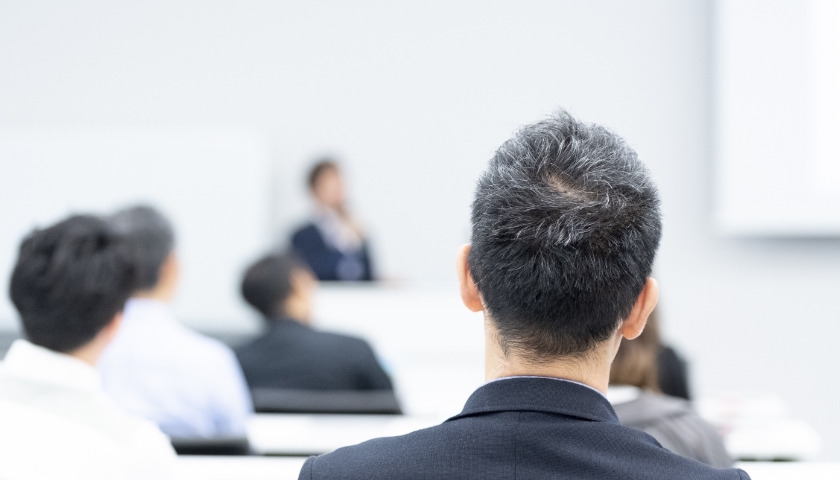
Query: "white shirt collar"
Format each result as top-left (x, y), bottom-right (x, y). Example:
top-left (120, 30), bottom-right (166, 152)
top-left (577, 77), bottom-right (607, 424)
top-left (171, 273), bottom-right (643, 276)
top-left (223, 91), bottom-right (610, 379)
top-left (606, 385), bottom-right (642, 405)
top-left (124, 297), bottom-right (172, 318)
top-left (1, 339), bottom-right (100, 392)
top-left (486, 375), bottom-right (607, 399)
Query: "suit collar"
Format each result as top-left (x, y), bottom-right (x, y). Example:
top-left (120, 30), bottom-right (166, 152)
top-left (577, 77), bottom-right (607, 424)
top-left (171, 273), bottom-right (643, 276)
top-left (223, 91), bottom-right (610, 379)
top-left (448, 376), bottom-right (620, 424)
top-left (269, 317), bottom-right (312, 330)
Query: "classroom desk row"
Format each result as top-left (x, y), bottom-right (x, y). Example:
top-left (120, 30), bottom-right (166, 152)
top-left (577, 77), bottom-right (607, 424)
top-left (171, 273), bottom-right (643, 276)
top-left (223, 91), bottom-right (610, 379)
top-left (247, 412), bottom-right (821, 461)
top-left (174, 456), bottom-right (840, 480)
top-left (248, 413), bottom-right (440, 456)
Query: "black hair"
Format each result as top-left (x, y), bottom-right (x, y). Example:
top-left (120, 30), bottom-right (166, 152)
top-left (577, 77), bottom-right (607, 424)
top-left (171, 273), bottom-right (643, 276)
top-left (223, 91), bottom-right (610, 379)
top-left (109, 205), bottom-right (174, 290)
top-left (468, 110), bottom-right (662, 360)
top-left (241, 252), bottom-right (308, 318)
top-left (307, 158), bottom-right (339, 190)
top-left (9, 215), bottom-right (137, 353)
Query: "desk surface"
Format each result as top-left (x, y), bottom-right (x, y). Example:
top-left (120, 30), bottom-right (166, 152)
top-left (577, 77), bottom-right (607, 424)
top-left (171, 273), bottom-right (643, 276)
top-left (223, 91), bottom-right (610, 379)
top-left (248, 413), bottom-right (441, 455)
top-left (737, 462), bottom-right (840, 479)
top-left (176, 456), bottom-right (306, 480)
top-left (174, 458), bottom-right (840, 480)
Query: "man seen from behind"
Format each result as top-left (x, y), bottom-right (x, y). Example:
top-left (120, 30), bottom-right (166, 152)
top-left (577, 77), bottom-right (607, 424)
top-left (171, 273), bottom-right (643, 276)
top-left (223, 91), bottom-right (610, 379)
top-left (97, 206), bottom-right (252, 439)
top-left (0, 215), bottom-right (175, 480)
top-left (298, 111), bottom-right (750, 480)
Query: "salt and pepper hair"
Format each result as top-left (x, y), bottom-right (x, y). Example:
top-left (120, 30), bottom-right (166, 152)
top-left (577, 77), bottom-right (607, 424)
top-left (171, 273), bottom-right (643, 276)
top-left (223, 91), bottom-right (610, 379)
top-left (469, 110), bottom-right (662, 360)
top-left (109, 205), bottom-right (175, 290)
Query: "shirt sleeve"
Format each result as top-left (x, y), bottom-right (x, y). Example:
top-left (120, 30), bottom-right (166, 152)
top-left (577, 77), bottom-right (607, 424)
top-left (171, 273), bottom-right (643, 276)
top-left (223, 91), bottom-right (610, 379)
top-left (209, 345), bottom-right (254, 436)
top-left (126, 420), bottom-right (177, 480)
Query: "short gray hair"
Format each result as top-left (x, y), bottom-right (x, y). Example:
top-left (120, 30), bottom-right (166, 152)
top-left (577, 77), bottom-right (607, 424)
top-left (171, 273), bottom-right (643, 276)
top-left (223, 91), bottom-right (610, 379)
top-left (109, 205), bottom-right (175, 290)
top-left (469, 110), bottom-right (662, 359)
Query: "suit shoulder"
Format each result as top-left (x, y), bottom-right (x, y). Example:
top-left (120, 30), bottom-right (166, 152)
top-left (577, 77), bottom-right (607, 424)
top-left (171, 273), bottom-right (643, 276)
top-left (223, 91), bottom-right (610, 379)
top-left (291, 223), bottom-right (320, 242)
top-left (305, 418), bottom-right (749, 480)
top-left (306, 423), bottom-right (452, 478)
top-left (310, 329), bottom-right (371, 350)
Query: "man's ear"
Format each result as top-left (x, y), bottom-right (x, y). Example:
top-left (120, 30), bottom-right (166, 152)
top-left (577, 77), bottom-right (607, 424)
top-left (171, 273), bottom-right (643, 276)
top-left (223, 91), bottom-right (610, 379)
top-left (456, 244), bottom-right (484, 312)
top-left (159, 252), bottom-right (179, 283)
top-left (618, 277), bottom-right (659, 340)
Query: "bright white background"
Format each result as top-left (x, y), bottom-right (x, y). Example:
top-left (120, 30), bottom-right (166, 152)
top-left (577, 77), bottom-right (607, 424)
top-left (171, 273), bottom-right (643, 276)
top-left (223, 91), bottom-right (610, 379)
top-left (715, 0), bottom-right (840, 234)
top-left (0, 127), bottom-right (271, 328)
top-left (1, 0), bottom-right (840, 459)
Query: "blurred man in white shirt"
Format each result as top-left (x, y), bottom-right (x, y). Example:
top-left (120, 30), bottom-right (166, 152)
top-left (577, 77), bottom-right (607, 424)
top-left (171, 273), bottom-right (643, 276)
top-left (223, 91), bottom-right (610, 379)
top-left (0, 214), bottom-right (175, 480)
top-left (98, 206), bottom-right (252, 438)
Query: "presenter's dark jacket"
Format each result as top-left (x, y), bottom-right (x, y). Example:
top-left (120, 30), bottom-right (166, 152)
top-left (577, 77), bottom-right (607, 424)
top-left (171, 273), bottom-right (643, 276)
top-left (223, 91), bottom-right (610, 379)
top-left (235, 318), bottom-right (392, 391)
top-left (298, 377), bottom-right (749, 480)
top-left (291, 223), bottom-right (374, 282)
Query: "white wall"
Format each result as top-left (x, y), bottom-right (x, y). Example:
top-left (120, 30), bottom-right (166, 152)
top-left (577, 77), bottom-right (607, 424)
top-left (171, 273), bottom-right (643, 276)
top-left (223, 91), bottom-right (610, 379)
top-left (2, 0), bottom-right (840, 459)
top-left (715, 0), bottom-right (840, 235)
top-left (0, 127), bottom-right (272, 328)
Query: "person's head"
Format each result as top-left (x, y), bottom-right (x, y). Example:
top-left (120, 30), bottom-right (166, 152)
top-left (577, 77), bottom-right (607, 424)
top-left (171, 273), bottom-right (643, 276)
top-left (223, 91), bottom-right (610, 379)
top-left (109, 205), bottom-right (178, 301)
top-left (609, 307), bottom-right (661, 391)
top-left (241, 252), bottom-right (316, 323)
top-left (307, 159), bottom-right (345, 211)
top-left (458, 110), bottom-right (661, 366)
top-left (9, 214), bottom-right (136, 358)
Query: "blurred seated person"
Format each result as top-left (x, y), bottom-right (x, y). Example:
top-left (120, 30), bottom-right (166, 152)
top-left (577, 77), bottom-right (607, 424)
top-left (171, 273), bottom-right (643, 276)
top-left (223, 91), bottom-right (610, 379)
top-left (98, 206), bottom-right (252, 438)
top-left (609, 308), bottom-right (731, 467)
top-left (658, 339), bottom-right (691, 400)
top-left (0, 215), bottom-right (175, 479)
top-left (291, 159), bottom-right (374, 281)
top-left (235, 252), bottom-right (393, 391)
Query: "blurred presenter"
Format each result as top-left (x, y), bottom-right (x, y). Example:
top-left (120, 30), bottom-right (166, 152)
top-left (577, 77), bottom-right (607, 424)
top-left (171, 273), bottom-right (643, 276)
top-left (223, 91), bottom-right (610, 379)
top-left (291, 159), bottom-right (375, 281)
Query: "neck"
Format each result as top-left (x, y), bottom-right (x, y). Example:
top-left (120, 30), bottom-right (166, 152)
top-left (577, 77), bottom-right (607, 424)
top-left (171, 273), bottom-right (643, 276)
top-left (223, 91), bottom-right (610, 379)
top-left (483, 317), bottom-right (619, 394)
top-left (67, 341), bottom-right (104, 367)
top-left (132, 284), bottom-right (172, 303)
top-left (281, 299), bottom-right (310, 325)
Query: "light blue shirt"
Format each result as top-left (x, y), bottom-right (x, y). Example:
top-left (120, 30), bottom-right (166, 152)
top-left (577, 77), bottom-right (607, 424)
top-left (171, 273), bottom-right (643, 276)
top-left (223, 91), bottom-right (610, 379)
top-left (98, 298), bottom-right (253, 438)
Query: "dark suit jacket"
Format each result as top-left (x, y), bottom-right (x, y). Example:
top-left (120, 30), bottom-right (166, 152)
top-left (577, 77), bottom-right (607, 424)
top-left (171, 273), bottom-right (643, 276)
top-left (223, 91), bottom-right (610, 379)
top-left (291, 223), bottom-right (374, 281)
top-left (235, 318), bottom-right (393, 391)
top-left (613, 390), bottom-right (732, 468)
top-left (299, 377), bottom-right (749, 480)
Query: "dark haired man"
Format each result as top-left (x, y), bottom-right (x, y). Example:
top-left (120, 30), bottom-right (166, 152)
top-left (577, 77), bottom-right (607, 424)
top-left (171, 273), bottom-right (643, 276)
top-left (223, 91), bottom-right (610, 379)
top-left (97, 206), bottom-right (252, 439)
top-left (235, 252), bottom-right (393, 391)
top-left (298, 112), bottom-right (749, 479)
top-left (291, 159), bottom-right (375, 281)
top-left (0, 215), bottom-right (175, 479)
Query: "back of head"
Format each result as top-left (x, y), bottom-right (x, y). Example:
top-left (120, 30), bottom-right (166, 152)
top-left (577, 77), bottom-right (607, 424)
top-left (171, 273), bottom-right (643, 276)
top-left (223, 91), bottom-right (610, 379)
top-left (9, 215), bottom-right (137, 352)
top-left (610, 308), bottom-right (662, 390)
top-left (469, 110), bottom-right (661, 360)
top-left (241, 252), bottom-right (307, 318)
top-left (109, 205), bottom-right (174, 291)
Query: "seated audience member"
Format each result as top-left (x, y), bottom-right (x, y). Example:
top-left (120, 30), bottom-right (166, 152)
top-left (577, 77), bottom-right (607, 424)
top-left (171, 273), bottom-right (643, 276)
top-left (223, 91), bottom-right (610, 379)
top-left (236, 252), bottom-right (393, 391)
top-left (659, 337), bottom-right (692, 400)
top-left (97, 206), bottom-right (252, 438)
top-left (609, 308), bottom-right (732, 467)
top-left (0, 215), bottom-right (175, 479)
top-left (298, 112), bottom-right (749, 480)
top-left (291, 159), bottom-right (375, 281)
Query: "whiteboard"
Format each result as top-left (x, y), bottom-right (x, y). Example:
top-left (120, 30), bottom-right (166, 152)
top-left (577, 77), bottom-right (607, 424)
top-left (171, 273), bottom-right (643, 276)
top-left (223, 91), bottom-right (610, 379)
top-left (0, 127), bottom-right (271, 330)
top-left (714, 0), bottom-right (840, 235)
